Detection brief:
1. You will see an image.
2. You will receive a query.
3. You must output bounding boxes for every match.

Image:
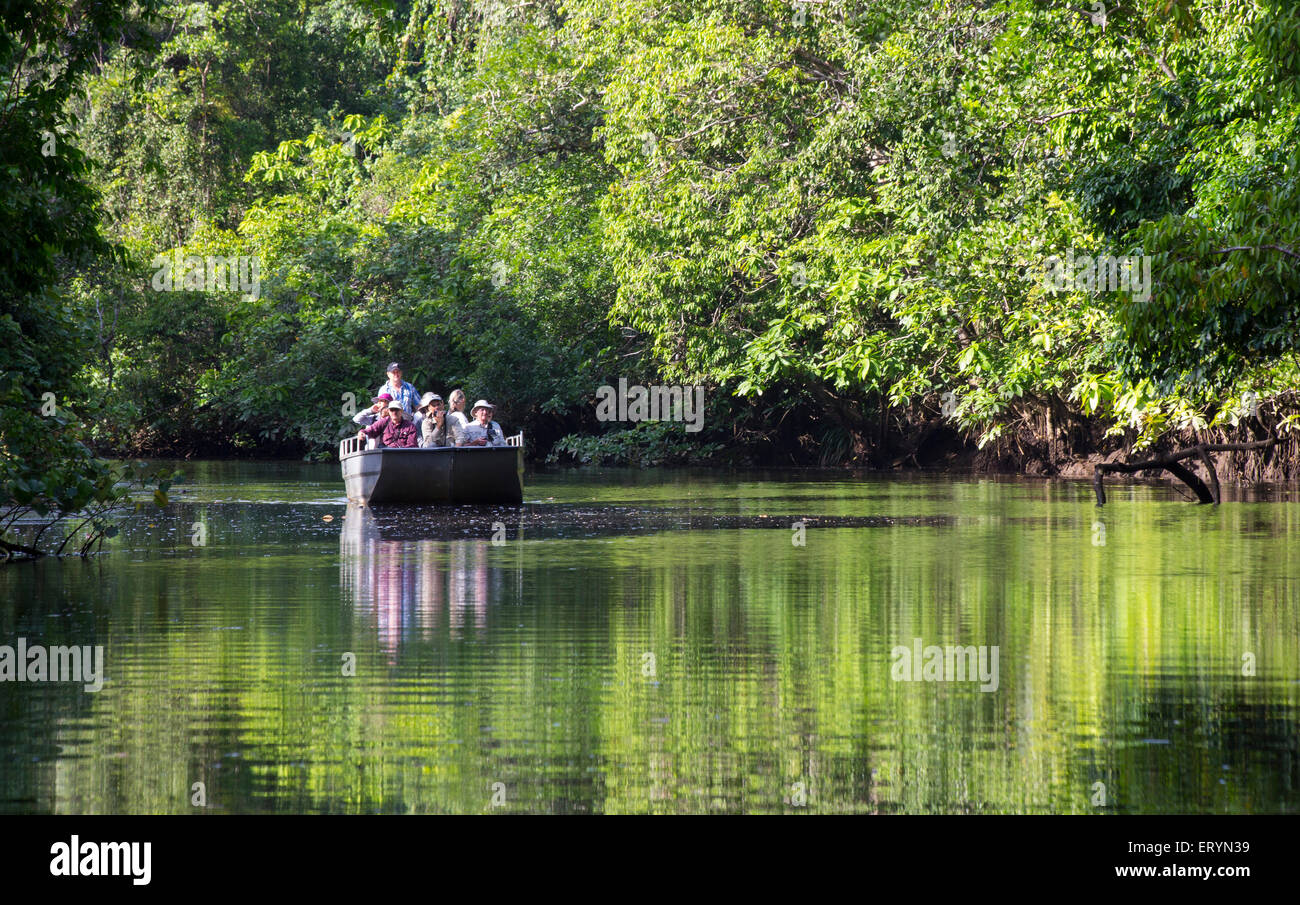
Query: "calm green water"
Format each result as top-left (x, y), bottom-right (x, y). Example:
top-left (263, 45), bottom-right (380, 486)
top-left (2, 463), bottom-right (1298, 814)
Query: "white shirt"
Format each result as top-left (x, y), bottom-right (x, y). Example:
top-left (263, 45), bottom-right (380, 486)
top-left (447, 410), bottom-right (470, 445)
top-left (459, 421), bottom-right (505, 447)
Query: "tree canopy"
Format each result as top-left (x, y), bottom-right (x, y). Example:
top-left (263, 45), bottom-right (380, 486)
top-left (4, 0), bottom-right (1299, 496)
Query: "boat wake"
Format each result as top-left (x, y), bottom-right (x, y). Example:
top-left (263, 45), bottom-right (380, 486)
top-left (344, 503), bottom-right (953, 542)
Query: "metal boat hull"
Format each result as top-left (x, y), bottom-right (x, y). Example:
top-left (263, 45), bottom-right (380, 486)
top-left (341, 446), bottom-right (524, 505)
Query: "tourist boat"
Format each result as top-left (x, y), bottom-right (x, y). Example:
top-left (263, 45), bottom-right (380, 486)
top-left (339, 433), bottom-right (525, 505)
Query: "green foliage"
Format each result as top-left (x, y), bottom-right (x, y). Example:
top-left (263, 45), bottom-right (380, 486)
top-left (1110, 2), bottom-right (1300, 394)
top-left (74, 0), bottom-right (396, 245)
top-left (0, 0), bottom-right (175, 555)
top-left (571, 0), bottom-right (1300, 450)
top-left (13, 0), bottom-right (1300, 479)
top-left (59, 2), bottom-right (622, 458)
top-left (548, 419), bottom-right (725, 467)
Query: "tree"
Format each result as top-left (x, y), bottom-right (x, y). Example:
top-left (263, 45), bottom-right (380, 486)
top-left (0, 0), bottom-right (170, 558)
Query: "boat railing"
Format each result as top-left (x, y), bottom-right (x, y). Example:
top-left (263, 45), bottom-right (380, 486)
top-left (342, 432), bottom-right (523, 457)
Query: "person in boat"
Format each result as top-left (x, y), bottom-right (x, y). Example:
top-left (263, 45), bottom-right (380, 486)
top-left (411, 390), bottom-right (436, 425)
top-left (352, 392), bottom-right (393, 429)
top-left (457, 400), bottom-right (506, 447)
top-left (375, 362), bottom-right (420, 414)
top-left (445, 389), bottom-right (470, 445)
top-left (358, 399), bottom-right (418, 448)
top-left (415, 392), bottom-right (449, 448)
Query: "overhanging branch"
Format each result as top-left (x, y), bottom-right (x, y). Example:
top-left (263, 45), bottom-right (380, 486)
top-left (1092, 438), bottom-right (1277, 505)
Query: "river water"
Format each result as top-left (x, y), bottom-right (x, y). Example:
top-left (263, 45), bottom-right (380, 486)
top-left (1, 463), bottom-right (1297, 813)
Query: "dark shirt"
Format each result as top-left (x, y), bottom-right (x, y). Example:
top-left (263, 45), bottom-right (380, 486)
top-left (362, 415), bottom-right (418, 448)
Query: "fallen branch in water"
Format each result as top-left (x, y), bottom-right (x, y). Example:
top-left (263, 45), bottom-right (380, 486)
top-left (1092, 438), bottom-right (1277, 505)
top-left (0, 538), bottom-right (45, 560)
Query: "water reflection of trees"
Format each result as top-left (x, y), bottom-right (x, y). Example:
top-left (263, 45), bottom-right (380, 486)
top-left (340, 505), bottom-right (522, 654)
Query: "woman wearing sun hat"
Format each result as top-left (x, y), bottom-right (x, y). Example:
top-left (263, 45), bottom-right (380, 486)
top-left (352, 392), bottom-right (394, 429)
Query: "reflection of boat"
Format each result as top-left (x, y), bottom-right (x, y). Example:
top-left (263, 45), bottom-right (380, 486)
top-left (340, 504), bottom-right (520, 652)
top-left (339, 435), bottom-right (524, 505)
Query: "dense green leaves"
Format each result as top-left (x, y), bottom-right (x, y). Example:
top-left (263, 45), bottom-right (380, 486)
top-left (9, 0), bottom-right (1300, 494)
top-left (0, 0), bottom-right (166, 554)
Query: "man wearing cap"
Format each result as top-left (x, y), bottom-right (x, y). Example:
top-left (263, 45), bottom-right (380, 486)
top-left (352, 392), bottom-right (394, 430)
top-left (358, 399), bottom-right (419, 448)
top-left (457, 400), bottom-right (506, 447)
top-left (415, 392), bottom-right (449, 448)
top-left (375, 362), bottom-right (420, 414)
